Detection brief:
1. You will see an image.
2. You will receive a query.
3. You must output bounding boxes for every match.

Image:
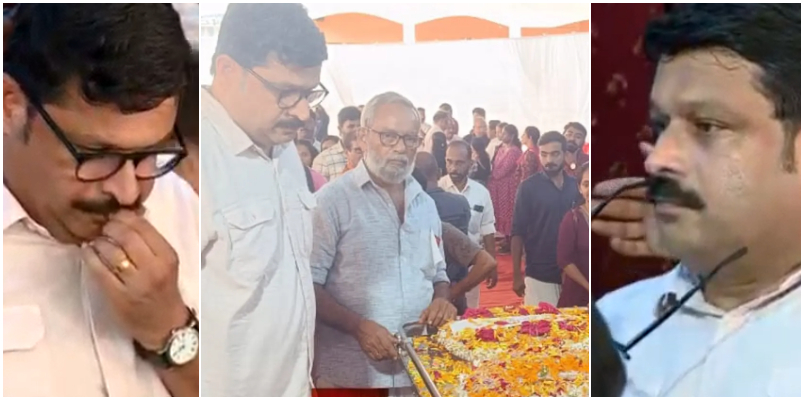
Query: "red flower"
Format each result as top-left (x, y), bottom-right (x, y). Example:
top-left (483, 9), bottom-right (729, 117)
top-left (520, 320), bottom-right (552, 336)
top-left (476, 327), bottom-right (497, 342)
top-left (494, 321), bottom-right (509, 326)
top-left (536, 302), bottom-right (560, 314)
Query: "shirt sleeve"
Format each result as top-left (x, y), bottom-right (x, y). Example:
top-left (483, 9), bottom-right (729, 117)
top-left (511, 183), bottom-right (530, 238)
top-left (432, 219), bottom-right (450, 284)
top-left (311, 149), bottom-right (327, 176)
top-left (480, 190), bottom-right (497, 236)
top-left (309, 191), bottom-right (340, 285)
top-left (199, 185), bottom-right (224, 271)
top-left (443, 223), bottom-right (482, 267)
top-left (557, 210), bottom-right (576, 269)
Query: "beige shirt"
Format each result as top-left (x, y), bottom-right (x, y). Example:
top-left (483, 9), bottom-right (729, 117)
top-left (199, 88), bottom-right (315, 396)
top-left (3, 174), bottom-right (199, 397)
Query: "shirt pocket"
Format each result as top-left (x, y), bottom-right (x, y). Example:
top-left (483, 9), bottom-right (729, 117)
top-left (4, 305), bottom-right (52, 396)
top-left (222, 201), bottom-right (279, 284)
top-left (288, 190), bottom-right (317, 259)
top-left (469, 209), bottom-right (483, 237)
top-left (416, 229), bottom-right (438, 281)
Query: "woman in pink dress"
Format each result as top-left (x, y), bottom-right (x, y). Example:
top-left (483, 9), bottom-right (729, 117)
top-left (488, 124), bottom-right (523, 253)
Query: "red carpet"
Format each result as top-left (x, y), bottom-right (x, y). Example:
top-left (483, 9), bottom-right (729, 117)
top-left (479, 254), bottom-right (523, 308)
top-left (313, 255), bottom-right (522, 397)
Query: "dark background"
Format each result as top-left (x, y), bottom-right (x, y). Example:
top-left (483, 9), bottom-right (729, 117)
top-left (591, 3), bottom-right (675, 299)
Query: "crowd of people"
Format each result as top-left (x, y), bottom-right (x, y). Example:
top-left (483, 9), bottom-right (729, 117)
top-left (197, 4), bottom-right (594, 397)
top-left (295, 101), bottom-right (591, 311)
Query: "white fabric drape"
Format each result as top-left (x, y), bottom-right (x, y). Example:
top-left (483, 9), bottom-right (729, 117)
top-left (318, 34), bottom-right (590, 137)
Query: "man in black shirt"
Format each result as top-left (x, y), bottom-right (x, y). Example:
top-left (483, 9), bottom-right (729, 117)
top-left (511, 132), bottom-right (580, 306)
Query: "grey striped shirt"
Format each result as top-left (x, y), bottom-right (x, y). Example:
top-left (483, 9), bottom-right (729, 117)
top-left (310, 161), bottom-right (448, 388)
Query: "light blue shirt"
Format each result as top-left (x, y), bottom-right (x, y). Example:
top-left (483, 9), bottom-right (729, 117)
top-left (310, 161), bottom-right (448, 388)
top-left (599, 266), bottom-right (801, 397)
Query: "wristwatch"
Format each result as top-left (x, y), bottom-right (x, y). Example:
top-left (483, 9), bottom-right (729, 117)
top-left (134, 307), bottom-right (199, 369)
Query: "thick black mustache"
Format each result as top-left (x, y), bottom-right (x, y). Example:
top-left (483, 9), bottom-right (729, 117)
top-left (544, 163), bottom-right (559, 169)
top-left (275, 118), bottom-right (305, 131)
top-left (646, 176), bottom-right (706, 210)
top-left (72, 197), bottom-right (144, 216)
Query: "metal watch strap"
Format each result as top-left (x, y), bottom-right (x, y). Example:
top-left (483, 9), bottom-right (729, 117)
top-left (134, 307), bottom-right (199, 369)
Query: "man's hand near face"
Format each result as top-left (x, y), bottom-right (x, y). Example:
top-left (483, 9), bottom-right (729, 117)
top-left (591, 177), bottom-right (669, 258)
top-left (80, 209), bottom-right (198, 396)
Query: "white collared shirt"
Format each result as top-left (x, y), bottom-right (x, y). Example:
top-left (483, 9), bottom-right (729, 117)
top-left (3, 174), bottom-right (199, 397)
top-left (438, 175), bottom-right (496, 246)
top-left (486, 137), bottom-right (502, 160)
top-left (599, 265), bottom-right (801, 397)
top-left (199, 88), bottom-right (316, 396)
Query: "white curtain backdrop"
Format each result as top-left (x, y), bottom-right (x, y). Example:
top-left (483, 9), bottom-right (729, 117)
top-left (317, 34), bottom-right (590, 138)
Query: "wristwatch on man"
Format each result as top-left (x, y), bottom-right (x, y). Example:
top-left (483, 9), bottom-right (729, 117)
top-left (134, 307), bottom-right (199, 369)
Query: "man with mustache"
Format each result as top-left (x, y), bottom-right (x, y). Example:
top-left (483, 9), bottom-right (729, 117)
top-left (595, 4), bottom-right (800, 396)
top-left (199, 4), bottom-right (328, 396)
top-left (311, 92), bottom-right (456, 395)
top-left (562, 122), bottom-right (589, 175)
top-left (511, 131), bottom-right (581, 306)
top-left (3, 4), bottom-right (198, 397)
top-left (439, 140), bottom-right (498, 309)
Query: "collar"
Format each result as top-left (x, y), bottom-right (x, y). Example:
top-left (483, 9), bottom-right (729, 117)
top-left (3, 185), bottom-right (29, 231)
top-left (200, 86), bottom-right (255, 155)
top-left (351, 160), bottom-right (423, 202)
top-left (672, 264), bottom-right (802, 317)
top-left (444, 175), bottom-right (472, 194)
top-left (426, 187), bottom-right (445, 195)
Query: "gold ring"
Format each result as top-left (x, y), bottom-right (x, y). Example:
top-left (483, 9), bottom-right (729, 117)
top-left (117, 258), bottom-right (134, 273)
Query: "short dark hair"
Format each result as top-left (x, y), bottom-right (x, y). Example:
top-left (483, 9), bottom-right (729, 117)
top-left (524, 126), bottom-right (541, 144)
top-left (472, 107), bottom-right (486, 117)
top-left (577, 161), bottom-right (590, 181)
top-left (177, 49), bottom-right (200, 145)
top-left (338, 106), bottom-right (361, 127)
top-left (563, 122), bottom-right (587, 139)
top-left (322, 135), bottom-right (340, 146)
top-left (447, 139), bottom-right (472, 159)
top-left (433, 110), bottom-right (450, 123)
top-left (5, 4), bottom-right (190, 112)
top-left (644, 3), bottom-right (800, 170)
top-left (538, 130), bottom-right (567, 151)
top-left (295, 138), bottom-right (319, 160)
top-left (489, 120), bottom-right (500, 131)
top-left (499, 122), bottom-right (508, 129)
top-left (213, 4), bottom-right (327, 74)
top-left (439, 103), bottom-right (452, 113)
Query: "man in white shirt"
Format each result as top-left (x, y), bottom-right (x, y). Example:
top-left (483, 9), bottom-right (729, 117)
top-left (417, 106), bottom-right (432, 139)
top-left (421, 110), bottom-right (450, 153)
top-left (596, 4), bottom-right (800, 396)
top-left (199, 4), bottom-right (328, 396)
top-left (312, 106), bottom-right (361, 181)
top-left (3, 5), bottom-right (198, 396)
top-left (439, 140), bottom-right (498, 308)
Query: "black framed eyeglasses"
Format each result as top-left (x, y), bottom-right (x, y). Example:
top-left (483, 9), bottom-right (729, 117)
top-left (245, 68), bottom-right (329, 109)
top-left (370, 129), bottom-right (422, 149)
top-left (29, 100), bottom-right (187, 183)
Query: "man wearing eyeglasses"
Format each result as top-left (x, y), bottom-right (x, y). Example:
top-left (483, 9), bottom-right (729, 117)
top-left (310, 92), bottom-right (456, 395)
top-left (3, 4), bottom-right (198, 397)
top-left (595, 4), bottom-right (800, 397)
top-left (198, 3), bottom-right (328, 397)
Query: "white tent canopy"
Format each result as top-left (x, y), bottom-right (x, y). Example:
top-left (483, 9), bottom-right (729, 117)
top-left (199, 3), bottom-right (590, 139)
top-left (201, 3), bottom-right (589, 27)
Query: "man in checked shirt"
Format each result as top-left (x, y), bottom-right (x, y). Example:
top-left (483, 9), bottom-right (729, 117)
top-left (311, 92), bottom-right (456, 395)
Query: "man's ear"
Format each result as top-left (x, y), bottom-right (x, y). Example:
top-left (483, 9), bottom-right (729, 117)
top-left (3, 73), bottom-right (29, 139)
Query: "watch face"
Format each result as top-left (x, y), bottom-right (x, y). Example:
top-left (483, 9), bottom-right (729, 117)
top-left (168, 328), bottom-right (199, 365)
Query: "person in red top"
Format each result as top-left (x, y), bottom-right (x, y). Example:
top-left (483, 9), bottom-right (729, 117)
top-left (515, 126), bottom-right (542, 184)
top-left (488, 124), bottom-right (523, 253)
top-left (563, 122), bottom-right (590, 175)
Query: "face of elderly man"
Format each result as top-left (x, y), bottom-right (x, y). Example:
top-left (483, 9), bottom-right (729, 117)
top-left (360, 100), bottom-right (422, 184)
